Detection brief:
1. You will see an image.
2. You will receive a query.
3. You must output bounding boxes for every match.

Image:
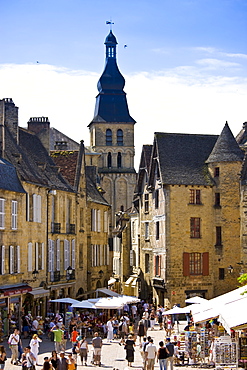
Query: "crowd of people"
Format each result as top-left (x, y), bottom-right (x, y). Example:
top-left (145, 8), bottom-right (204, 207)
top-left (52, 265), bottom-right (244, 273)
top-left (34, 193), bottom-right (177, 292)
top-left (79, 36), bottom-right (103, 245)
top-left (4, 301), bottom-right (181, 370)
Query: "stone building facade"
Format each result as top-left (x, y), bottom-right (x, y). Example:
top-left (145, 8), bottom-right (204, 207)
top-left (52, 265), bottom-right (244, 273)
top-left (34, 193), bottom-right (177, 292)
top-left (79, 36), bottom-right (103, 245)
top-left (134, 123), bottom-right (244, 307)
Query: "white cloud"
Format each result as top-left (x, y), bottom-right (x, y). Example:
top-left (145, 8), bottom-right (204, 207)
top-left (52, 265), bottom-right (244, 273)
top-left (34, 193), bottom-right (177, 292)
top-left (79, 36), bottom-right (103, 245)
top-left (196, 58), bottom-right (240, 69)
top-left (0, 63), bottom-right (246, 169)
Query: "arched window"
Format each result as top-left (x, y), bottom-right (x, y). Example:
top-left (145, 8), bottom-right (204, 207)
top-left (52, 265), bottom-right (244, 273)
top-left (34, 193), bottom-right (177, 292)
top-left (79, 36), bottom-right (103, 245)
top-left (117, 129), bottom-right (123, 146)
top-left (106, 129), bottom-right (112, 146)
top-left (107, 152), bottom-right (112, 168)
top-left (117, 152), bottom-right (122, 168)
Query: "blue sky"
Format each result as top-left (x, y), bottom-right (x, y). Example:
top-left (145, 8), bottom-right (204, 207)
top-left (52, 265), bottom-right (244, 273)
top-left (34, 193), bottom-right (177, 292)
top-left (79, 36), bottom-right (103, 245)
top-left (1, 0), bottom-right (247, 167)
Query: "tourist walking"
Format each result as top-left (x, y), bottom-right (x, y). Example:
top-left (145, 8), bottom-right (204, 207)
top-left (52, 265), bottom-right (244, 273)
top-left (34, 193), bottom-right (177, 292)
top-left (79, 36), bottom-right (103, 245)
top-left (26, 346), bottom-right (36, 370)
top-left (145, 338), bottom-right (157, 370)
top-left (79, 336), bottom-right (88, 366)
top-left (57, 352), bottom-right (68, 370)
top-left (137, 318), bottom-right (146, 343)
top-left (30, 333), bottom-right (42, 366)
top-left (125, 334), bottom-right (135, 367)
top-left (42, 356), bottom-right (52, 370)
top-left (165, 338), bottom-right (174, 370)
top-left (67, 354), bottom-right (76, 370)
top-left (50, 350), bottom-right (59, 369)
top-left (0, 346), bottom-right (6, 369)
top-left (157, 341), bottom-right (169, 370)
top-left (92, 332), bottom-right (102, 366)
top-left (8, 328), bottom-right (19, 365)
top-left (106, 318), bottom-right (113, 342)
top-left (51, 325), bottom-right (64, 353)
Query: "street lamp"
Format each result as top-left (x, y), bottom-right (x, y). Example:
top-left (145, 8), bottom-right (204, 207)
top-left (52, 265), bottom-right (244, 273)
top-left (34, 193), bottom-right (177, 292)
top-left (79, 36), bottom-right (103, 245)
top-left (227, 265), bottom-right (233, 274)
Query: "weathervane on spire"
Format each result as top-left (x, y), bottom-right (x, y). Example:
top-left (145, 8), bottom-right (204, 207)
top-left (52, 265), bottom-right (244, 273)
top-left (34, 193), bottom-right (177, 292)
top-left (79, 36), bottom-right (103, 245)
top-left (106, 20), bottom-right (114, 31)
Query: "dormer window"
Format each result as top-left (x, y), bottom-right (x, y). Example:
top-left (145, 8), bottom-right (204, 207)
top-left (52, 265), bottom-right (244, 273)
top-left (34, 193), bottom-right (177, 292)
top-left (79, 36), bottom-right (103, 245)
top-left (106, 129), bottom-right (112, 146)
top-left (214, 167), bottom-right (220, 177)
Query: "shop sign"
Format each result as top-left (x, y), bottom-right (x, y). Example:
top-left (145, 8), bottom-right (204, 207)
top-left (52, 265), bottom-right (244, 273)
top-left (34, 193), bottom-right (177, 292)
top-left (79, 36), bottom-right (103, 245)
top-left (3, 287), bottom-right (32, 296)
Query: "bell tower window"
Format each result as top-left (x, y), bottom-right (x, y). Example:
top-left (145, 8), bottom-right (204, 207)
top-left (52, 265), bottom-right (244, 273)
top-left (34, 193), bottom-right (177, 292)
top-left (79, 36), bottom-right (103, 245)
top-left (106, 129), bottom-right (112, 146)
top-left (117, 129), bottom-right (123, 146)
top-left (107, 152), bottom-right (112, 168)
top-left (117, 152), bottom-right (122, 168)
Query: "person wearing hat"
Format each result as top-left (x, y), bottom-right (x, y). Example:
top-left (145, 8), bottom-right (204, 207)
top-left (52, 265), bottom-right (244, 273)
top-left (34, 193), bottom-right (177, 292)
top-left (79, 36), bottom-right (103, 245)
top-left (30, 333), bottom-right (42, 366)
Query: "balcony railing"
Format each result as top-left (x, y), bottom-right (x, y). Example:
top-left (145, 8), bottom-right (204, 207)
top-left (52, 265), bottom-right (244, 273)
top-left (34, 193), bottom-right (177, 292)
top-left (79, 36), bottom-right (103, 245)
top-left (51, 222), bottom-right (61, 233)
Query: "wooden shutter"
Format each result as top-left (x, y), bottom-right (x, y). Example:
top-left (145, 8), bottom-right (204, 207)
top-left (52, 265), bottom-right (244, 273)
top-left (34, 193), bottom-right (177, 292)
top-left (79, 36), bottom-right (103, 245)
top-left (48, 240), bottom-right (52, 272)
top-left (0, 199), bottom-right (5, 229)
top-left (202, 252), bottom-right (209, 275)
top-left (17, 245), bottom-right (20, 273)
top-left (1, 246), bottom-right (5, 274)
top-left (35, 242), bottom-right (39, 270)
top-left (183, 252), bottom-right (190, 276)
top-left (64, 239), bottom-right (69, 270)
top-left (71, 239), bottom-right (75, 269)
top-left (9, 245), bottom-right (14, 274)
top-left (28, 242), bottom-right (32, 271)
top-left (41, 243), bottom-right (45, 270)
top-left (56, 239), bottom-right (60, 271)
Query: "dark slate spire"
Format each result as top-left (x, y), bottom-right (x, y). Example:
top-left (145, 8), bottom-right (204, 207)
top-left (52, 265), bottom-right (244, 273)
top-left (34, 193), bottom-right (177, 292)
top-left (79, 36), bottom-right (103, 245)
top-left (90, 31), bottom-right (135, 124)
top-left (206, 122), bottom-right (244, 163)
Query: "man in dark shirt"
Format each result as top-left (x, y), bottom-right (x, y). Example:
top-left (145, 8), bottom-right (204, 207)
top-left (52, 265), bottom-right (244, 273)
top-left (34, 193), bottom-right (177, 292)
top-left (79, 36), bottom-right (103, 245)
top-left (166, 338), bottom-right (174, 370)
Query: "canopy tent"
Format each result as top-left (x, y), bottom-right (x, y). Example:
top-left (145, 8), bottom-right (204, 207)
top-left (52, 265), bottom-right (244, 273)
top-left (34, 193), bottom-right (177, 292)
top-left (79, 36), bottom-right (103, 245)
top-left (120, 295), bottom-right (140, 304)
top-left (191, 286), bottom-right (247, 332)
top-left (162, 306), bottom-right (191, 315)
top-left (185, 296), bottom-right (208, 304)
top-left (50, 298), bottom-right (80, 304)
top-left (95, 288), bottom-right (120, 297)
top-left (71, 300), bottom-right (96, 309)
top-left (94, 297), bottom-right (125, 309)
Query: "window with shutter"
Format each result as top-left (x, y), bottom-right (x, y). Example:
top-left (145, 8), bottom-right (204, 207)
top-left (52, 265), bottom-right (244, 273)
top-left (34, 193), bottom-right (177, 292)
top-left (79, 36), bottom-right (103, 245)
top-left (11, 200), bottom-right (17, 230)
top-left (9, 245), bottom-right (14, 274)
top-left (202, 252), bottom-right (209, 275)
top-left (64, 239), bottom-right (69, 270)
top-left (28, 242), bottom-right (32, 271)
top-left (41, 243), bottom-right (45, 270)
top-left (71, 239), bottom-right (75, 269)
top-left (17, 245), bottom-right (20, 273)
top-left (56, 239), bottom-right (60, 271)
top-left (104, 211), bottom-right (108, 233)
top-left (35, 242), bottom-right (39, 270)
top-left (1, 246), bottom-right (5, 275)
top-left (0, 199), bottom-right (5, 229)
top-left (183, 252), bottom-right (190, 276)
top-left (97, 210), bottom-right (101, 232)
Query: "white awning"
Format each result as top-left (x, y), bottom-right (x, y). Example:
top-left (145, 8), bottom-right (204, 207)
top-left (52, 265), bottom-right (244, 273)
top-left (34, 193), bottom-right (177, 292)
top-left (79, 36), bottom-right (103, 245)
top-left (30, 288), bottom-right (50, 298)
top-left (95, 288), bottom-right (120, 297)
top-left (108, 278), bottom-right (116, 285)
top-left (125, 277), bottom-right (134, 286)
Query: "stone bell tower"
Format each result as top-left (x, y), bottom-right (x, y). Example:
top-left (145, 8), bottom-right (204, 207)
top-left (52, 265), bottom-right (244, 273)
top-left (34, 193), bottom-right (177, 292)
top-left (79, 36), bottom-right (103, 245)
top-left (88, 30), bottom-right (136, 230)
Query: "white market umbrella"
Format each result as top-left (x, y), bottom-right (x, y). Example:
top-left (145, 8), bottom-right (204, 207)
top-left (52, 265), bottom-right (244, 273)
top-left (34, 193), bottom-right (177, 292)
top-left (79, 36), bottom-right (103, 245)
top-left (71, 300), bottom-right (96, 309)
top-left (185, 296), bottom-right (208, 304)
top-left (119, 295), bottom-right (140, 304)
top-left (162, 306), bottom-right (191, 315)
top-left (94, 297), bottom-right (125, 309)
top-left (50, 298), bottom-right (80, 304)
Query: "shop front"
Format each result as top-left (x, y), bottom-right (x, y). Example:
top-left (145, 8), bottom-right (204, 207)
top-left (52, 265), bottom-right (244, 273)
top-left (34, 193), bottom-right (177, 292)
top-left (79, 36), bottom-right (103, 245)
top-left (0, 283), bottom-right (32, 337)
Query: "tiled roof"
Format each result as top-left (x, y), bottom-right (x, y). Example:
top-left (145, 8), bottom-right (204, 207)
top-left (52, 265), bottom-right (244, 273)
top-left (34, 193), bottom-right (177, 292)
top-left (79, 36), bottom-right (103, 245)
top-left (0, 158), bottom-right (25, 193)
top-left (4, 127), bottom-right (74, 192)
top-left (51, 151), bottom-right (79, 187)
top-left (206, 122), bottom-right (244, 163)
top-left (50, 127), bottom-right (79, 151)
top-left (155, 132), bottom-right (218, 186)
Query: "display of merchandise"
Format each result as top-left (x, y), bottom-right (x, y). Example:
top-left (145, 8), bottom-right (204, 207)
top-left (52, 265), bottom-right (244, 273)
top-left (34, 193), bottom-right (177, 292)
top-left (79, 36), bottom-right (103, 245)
top-left (215, 336), bottom-right (238, 369)
top-left (200, 328), bottom-right (210, 360)
top-left (185, 331), bottom-right (198, 359)
top-left (0, 313), bottom-right (3, 342)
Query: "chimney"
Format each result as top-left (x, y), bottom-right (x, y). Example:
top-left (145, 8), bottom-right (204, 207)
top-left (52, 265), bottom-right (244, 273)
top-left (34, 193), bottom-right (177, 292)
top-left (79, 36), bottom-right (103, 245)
top-left (28, 117), bottom-right (50, 152)
top-left (0, 99), bottom-right (19, 152)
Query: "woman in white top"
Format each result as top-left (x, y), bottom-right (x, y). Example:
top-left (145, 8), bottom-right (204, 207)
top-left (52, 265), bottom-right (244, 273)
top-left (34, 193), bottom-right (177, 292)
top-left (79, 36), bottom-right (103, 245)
top-left (29, 334), bottom-right (42, 365)
top-left (79, 336), bottom-right (88, 366)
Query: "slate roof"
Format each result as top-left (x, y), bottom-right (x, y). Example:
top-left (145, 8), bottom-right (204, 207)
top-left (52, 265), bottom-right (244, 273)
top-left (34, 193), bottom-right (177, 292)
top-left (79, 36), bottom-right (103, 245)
top-left (89, 31), bottom-right (135, 125)
top-left (4, 126), bottom-right (74, 192)
top-left (154, 132), bottom-right (218, 186)
top-left (85, 166), bottom-right (110, 206)
top-left (236, 122), bottom-right (247, 147)
top-left (0, 158), bottom-right (25, 193)
top-left (206, 122), bottom-right (244, 163)
top-left (135, 145), bottom-right (153, 194)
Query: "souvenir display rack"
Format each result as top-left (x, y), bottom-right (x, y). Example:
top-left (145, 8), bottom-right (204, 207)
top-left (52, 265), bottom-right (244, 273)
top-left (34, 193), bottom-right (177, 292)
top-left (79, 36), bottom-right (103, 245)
top-left (215, 336), bottom-right (238, 370)
top-left (200, 328), bottom-right (210, 360)
top-left (185, 331), bottom-right (198, 360)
